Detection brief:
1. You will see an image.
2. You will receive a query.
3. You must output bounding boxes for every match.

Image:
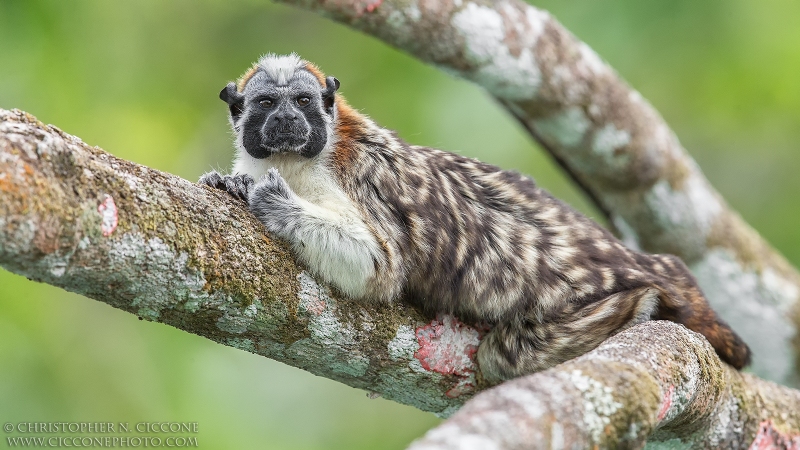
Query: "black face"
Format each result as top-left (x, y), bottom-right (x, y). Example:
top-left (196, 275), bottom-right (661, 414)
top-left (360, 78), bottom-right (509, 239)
top-left (220, 70), bottom-right (339, 159)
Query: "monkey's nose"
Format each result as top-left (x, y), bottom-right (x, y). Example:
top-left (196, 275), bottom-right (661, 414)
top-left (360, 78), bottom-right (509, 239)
top-left (276, 111), bottom-right (298, 122)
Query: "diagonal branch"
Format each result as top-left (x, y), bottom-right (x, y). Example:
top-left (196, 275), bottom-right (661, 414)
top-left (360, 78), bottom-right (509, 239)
top-left (277, 0), bottom-right (800, 386)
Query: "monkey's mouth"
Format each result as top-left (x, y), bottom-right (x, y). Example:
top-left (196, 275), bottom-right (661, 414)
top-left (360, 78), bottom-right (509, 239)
top-left (246, 122), bottom-right (323, 159)
top-left (260, 118), bottom-right (313, 152)
top-left (261, 132), bottom-right (309, 152)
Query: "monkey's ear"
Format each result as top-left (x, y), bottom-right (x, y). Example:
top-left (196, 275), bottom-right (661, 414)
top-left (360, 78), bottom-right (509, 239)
top-left (220, 82), bottom-right (245, 120)
top-left (326, 76), bottom-right (340, 92)
top-left (322, 77), bottom-right (340, 113)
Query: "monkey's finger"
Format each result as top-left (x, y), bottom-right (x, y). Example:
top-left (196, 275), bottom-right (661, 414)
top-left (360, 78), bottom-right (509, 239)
top-left (241, 174), bottom-right (255, 188)
top-left (198, 171), bottom-right (222, 188)
top-left (222, 176), bottom-right (242, 199)
top-left (233, 176), bottom-right (250, 204)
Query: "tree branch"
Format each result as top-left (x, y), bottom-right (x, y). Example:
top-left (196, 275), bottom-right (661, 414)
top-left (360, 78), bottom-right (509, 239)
top-left (0, 108), bottom-right (479, 417)
top-left (408, 321), bottom-right (800, 449)
top-left (277, 0), bottom-right (800, 386)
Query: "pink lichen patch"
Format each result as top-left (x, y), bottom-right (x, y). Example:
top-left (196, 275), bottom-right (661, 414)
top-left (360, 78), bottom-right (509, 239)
top-left (657, 385), bottom-right (675, 421)
top-left (414, 314), bottom-right (480, 377)
top-left (305, 298), bottom-right (326, 316)
top-left (446, 377), bottom-right (476, 398)
top-left (366, 0), bottom-right (382, 12)
top-left (296, 272), bottom-right (331, 317)
top-left (98, 195), bottom-right (118, 237)
top-left (749, 420), bottom-right (800, 450)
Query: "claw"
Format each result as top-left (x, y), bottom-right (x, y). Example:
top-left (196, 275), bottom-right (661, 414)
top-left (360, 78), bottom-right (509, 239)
top-left (198, 171), bottom-right (254, 205)
top-left (223, 176), bottom-right (238, 196)
top-left (233, 174), bottom-right (253, 202)
top-left (198, 170), bottom-right (223, 188)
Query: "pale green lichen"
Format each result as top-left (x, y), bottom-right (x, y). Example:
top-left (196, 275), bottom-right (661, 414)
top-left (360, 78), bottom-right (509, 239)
top-left (405, 3), bottom-right (421, 21)
top-left (292, 272), bottom-right (371, 378)
top-left (41, 251), bottom-right (71, 278)
top-left (388, 324), bottom-right (419, 361)
top-left (762, 268), bottom-right (800, 312)
top-left (591, 123), bottom-right (632, 172)
top-left (703, 395), bottom-right (741, 448)
top-left (0, 218), bottom-right (36, 256)
top-left (226, 338), bottom-right (256, 353)
top-left (435, 404), bottom-right (461, 420)
top-left (256, 339), bottom-right (287, 358)
top-left (375, 367), bottom-right (450, 415)
top-left (106, 233), bottom-right (209, 319)
top-left (451, 2), bottom-right (543, 100)
top-left (568, 369), bottom-right (622, 443)
top-left (246, 300), bottom-right (290, 336)
top-left (644, 175), bottom-right (721, 238)
top-left (532, 107), bottom-right (591, 148)
top-left (217, 302), bottom-right (260, 334)
top-left (659, 360), bottom-right (700, 426)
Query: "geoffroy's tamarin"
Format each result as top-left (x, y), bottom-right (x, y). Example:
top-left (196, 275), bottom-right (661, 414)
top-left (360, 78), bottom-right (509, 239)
top-left (199, 54), bottom-right (750, 383)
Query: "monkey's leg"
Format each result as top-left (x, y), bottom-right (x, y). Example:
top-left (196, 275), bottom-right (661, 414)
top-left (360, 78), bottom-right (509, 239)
top-left (477, 287), bottom-right (660, 384)
top-left (198, 171), bottom-right (254, 204)
top-left (248, 168), bottom-right (394, 301)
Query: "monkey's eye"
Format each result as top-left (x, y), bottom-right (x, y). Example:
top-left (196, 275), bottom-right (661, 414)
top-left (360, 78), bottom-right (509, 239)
top-left (297, 97), bottom-right (311, 107)
top-left (259, 99), bottom-right (274, 108)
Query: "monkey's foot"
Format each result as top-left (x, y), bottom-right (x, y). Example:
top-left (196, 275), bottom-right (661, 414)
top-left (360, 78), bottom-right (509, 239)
top-left (198, 171), bottom-right (254, 204)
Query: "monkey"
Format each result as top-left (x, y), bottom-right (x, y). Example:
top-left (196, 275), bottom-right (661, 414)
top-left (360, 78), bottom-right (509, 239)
top-left (199, 54), bottom-right (751, 383)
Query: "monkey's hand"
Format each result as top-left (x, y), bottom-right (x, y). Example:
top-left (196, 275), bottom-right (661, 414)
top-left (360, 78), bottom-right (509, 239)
top-left (248, 168), bottom-right (301, 238)
top-left (198, 171), bottom-right (254, 204)
top-left (247, 168), bottom-right (389, 300)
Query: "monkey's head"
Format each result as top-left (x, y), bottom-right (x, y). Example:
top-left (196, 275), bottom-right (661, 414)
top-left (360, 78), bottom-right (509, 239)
top-left (221, 54), bottom-right (340, 159)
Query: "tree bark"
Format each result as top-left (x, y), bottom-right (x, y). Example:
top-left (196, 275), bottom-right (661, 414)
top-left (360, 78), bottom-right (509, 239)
top-left (276, 0), bottom-right (800, 386)
top-left (408, 321), bottom-right (800, 450)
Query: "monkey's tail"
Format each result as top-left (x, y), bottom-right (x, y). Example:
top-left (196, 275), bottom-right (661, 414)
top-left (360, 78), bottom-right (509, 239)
top-left (654, 286), bottom-right (751, 370)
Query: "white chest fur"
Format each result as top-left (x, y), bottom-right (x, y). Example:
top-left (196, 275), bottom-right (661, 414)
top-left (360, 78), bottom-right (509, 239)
top-left (233, 150), bottom-right (351, 211)
top-left (232, 149), bottom-right (384, 300)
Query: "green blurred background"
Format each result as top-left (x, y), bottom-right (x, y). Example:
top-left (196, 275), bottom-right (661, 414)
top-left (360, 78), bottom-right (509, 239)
top-left (1, 1), bottom-right (799, 448)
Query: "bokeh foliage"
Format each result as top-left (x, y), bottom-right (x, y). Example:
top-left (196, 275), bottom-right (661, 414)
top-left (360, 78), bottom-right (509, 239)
top-left (1, 1), bottom-right (799, 448)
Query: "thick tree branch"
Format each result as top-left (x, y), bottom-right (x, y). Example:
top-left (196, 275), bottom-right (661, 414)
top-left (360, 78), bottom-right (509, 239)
top-left (0, 109), bottom-right (480, 417)
top-left (408, 321), bottom-right (800, 450)
top-left (278, 0), bottom-right (800, 385)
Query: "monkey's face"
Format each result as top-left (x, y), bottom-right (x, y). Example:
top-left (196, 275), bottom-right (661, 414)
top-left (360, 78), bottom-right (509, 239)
top-left (221, 69), bottom-right (338, 159)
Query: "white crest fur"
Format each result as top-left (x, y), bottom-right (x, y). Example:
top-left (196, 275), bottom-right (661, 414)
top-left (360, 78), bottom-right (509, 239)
top-left (257, 53), bottom-right (305, 86)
